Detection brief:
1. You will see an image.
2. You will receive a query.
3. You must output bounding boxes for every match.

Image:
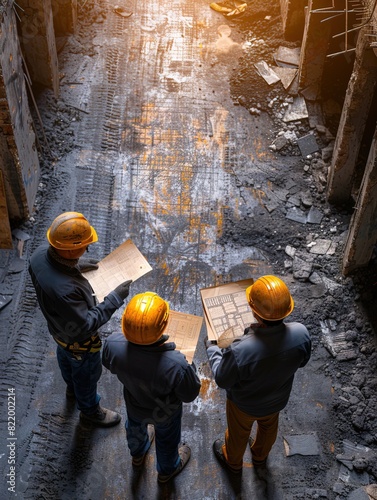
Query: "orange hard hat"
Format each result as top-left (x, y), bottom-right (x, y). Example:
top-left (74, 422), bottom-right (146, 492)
top-left (122, 292), bottom-right (170, 345)
top-left (246, 275), bottom-right (294, 320)
top-left (47, 212), bottom-right (98, 250)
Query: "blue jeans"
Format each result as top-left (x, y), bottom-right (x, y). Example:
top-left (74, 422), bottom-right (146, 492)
top-left (56, 345), bottom-right (101, 414)
top-left (126, 407), bottom-right (182, 475)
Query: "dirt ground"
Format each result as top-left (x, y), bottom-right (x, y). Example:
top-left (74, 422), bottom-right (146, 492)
top-left (2, 0), bottom-right (377, 498)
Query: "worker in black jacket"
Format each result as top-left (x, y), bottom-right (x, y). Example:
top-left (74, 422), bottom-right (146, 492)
top-left (206, 275), bottom-right (311, 473)
top-left (29, 211), bottom-right (132, 427)
top-left (102, 292), bottom-right (201, 483)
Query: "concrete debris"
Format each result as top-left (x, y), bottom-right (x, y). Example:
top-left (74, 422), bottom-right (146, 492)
top-left (320, 320), bottom-right (358, 359)
top-left (308, 239), bottom-right (337, 255)
top-left (301, 191), bottom-right (313, 208)
top-left (249, 107), bottom-right (261, 115)
top-left (336, 440), bottom-right (374, 469)
top-left (292, 252), bottom-right (314, 280)
top-left (274, 46), bottom-right (301, 68)
top-left (285, 245), bottom-right (296, 258)
top-left (254, 60), bottom-right (280, 85)
top-left (273, 66), bottom-right (297, 89)
top-left (338, 464), bottom-right (370, 486)
top-left (297, 133), bottom-right (319, 157)
top-left (283, 433), bottom-right (321, 456)
top-left (307, 206), bottom-right (323, 224)
top-left (286, 206), bottom-right (307, 223)
top-left (283, 96), bottom-right (309, 122)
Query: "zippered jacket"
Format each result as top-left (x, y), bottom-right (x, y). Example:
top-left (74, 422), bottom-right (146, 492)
top-left (28, 244), bottom-right (123, 343)
top-left (207, 322), bottom-right (311, 416)
top-left (102, 332), bottom-right (201, 422)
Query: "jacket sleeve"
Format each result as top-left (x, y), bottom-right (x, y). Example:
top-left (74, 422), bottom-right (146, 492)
top-left (174, 364), bottom-right (201, 403)
top-left (207, 345), bottom-right (239, 389)
top-left (54, 290), bottom-right (124, 339)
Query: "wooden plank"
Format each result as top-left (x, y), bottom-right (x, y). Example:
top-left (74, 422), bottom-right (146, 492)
top-left (0, 169), bottom-right (13, 249)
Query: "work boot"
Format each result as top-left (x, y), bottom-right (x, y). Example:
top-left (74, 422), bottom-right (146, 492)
top-left (157, 445), bottom-right (191, 483)
top-left (132, 425), bottom-right (155, 467)
top-left (212, 439), bottom-right (242, 474)
top-left (80, 406), bottom-right (121, 427)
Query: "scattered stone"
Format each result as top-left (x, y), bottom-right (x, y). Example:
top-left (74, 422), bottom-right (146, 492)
top-left (307, 206), bottom-right (323, 224)
top-left (249, 107), bottom-right (261, 115)
top-left (297, 133), bottom-right (319, 157)
top-left (308, 239), bottom-right (337, 255)
top-left (286, 206), bottom-right (307, 223)
top-left (283, 433), bottom-right (321, 456)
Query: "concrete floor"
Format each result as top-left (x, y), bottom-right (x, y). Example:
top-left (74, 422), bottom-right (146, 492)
top-left (0, 0), bottom-right (368, 498)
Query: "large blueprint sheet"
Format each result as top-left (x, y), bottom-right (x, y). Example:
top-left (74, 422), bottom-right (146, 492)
top-left (200, 279), bottom-right (255, 341)
top-left (84, 239), bottom-right (152, 302)
top-left (165, 311), bottom-right (203, 364)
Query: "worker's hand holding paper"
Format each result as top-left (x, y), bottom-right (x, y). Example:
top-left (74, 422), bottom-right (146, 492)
top-left (83, 239), bottom-right (152, 302)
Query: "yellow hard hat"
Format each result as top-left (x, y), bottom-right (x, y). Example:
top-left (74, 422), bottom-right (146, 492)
top-left (246, 275), bottom-right (294, 321)
top-left (122, 292), bottom-right (170, 345)
top-left (46, 212), bottom-right (98, 250)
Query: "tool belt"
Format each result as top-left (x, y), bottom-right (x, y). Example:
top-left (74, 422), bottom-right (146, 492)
top-left (54, 334), bottom-right (102, 356)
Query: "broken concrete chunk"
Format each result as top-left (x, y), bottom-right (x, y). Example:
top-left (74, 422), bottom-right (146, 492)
top-left (283, 433), bottom-right (321, 456)
top-left (285, 245), bottom-right (296, 258)
top-left (273, 67), bottom-right (297, 90)
top-left (286, 206), bottom-right (307, 223)
top-left (297, 133), bottom-right (319, 157)
top-left (307, 206), bottom-right (323, 224)
top-left (283, 96), bottom-right (308, 122)
top-left (293, 253), bottom-right (314, 280)
top-left (272, 135), bottom-right (288, 150)
top-left (274, 46), bottom-right (300, 68)
top-left (309, 239), bottom-right (337, 255)
top-left (254, 61), bottom-right (280, 85)
top-left (301, 191), bottom-right (313, 208)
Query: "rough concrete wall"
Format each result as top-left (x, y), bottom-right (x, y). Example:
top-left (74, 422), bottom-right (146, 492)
top-left (327, 28), bottom-right (377, 205)
top-left (0, 3), bottom-right (40, 222)
top-left (52, 0), bottom-right (77, 35)
top-left (16, 0), bottom-right (59, 96)
top-left (298, 0), bottom-right (332, 101)
top-left (279, 0), bottom-right (306, 41)
top-left (342, 126), bottom-right (377, 274)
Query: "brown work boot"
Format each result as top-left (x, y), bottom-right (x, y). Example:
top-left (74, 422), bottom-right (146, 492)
top-left (157, 445), bottom-right (191, 483)
top-left (80, 406), bottom-right (121, 427)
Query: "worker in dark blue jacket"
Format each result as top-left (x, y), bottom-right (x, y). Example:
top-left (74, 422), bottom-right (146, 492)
top-left (206, 275), bottom-right (311, 473)
top-left (102, 292), bottom-right (201, 483)
top-left (29, 211), bottom-right (132, 427)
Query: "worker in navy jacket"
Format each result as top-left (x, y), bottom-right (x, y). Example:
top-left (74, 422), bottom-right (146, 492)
top-left (102, 292), bottom-right (201, 483)
top-left (206, 275), bottom-right (311, 473)
top-left (29, 212), bottom-right (132, 427)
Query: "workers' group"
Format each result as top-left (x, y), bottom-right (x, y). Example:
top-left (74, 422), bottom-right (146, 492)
top-left (29, 212), bottom-right (311, 483)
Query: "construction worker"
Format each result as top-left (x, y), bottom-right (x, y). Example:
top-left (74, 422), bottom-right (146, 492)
top-left (102, 292), bottom-right (201, 483)
top-left (206, 275), bottom-right (311, 473)
top-left (29, 212), bottom-right (132, 427)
